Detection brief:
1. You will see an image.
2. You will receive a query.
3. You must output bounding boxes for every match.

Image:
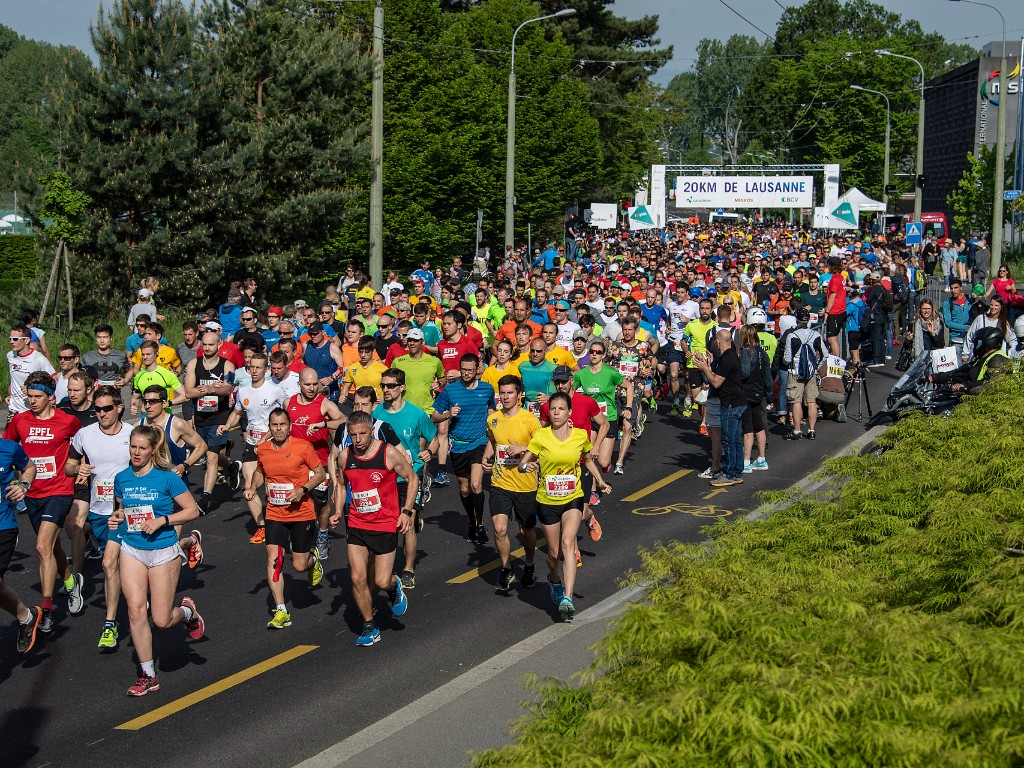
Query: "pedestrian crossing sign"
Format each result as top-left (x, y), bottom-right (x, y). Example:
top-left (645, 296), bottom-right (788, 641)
top-left (905, 221), bottom-right (923, 245)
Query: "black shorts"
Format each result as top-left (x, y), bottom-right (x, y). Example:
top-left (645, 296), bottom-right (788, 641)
top-left (265, 518), bottom-right (316, 553)
top-left (25, 495), bottom-right (74, 533)
top-left (655, 347), bottom-right (668, 365)
top-left (0, 528), bottom-right (17, 577)
top-left (489, 487), bottom-right (538, 529)
top-left (347, 526), bottom-right (398, 555)
top-left (450, 445), bottom-right (485, 479)
top-left (242, 443), bottom-right (259, 463)
top-left (741, 400), bottom-right (767, 434)
top-left (310, 470), bottom-right (329, 507)
top-left (687, 368), bottom-right (704, 388)
top-left (666, 345), bottom-right (685, 365)
top-left (537, 496), bottom-right (585, 526)
top-left (847, 331), bottom-right (862, 350)
top-left (825, 313), bottom-right (846, 338)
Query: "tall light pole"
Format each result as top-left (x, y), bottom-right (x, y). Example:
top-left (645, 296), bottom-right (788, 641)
top-left (875, 49), bottom-right (925, 223)
top-left (850, 85), bottom-right (891, 211)
top-left (949, 0), bottom-right (1007, 275)
top-left (504, 9), bottom-right (576, 252)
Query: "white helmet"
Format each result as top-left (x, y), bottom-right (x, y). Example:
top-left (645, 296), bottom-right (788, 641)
top-left (746, 306), bottom-right (768, 325)
top-left (1015, 314), bottom-right (1024, 340)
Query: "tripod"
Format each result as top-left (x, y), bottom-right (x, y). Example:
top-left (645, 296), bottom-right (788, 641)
top-left (844, 364), bottom-right (873, 422)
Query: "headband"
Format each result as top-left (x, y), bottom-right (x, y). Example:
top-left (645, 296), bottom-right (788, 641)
top-left (27, 383), bottom-right (54, 395)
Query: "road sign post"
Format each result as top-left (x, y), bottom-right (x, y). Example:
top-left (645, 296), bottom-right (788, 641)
top-left (905, 221), bottom-right (923, 246)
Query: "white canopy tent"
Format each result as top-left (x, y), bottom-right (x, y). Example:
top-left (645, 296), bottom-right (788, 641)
top-left (837, 187), bottom-right (885, 213)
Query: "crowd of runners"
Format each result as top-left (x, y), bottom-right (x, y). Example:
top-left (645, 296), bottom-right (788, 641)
top-left (3, 219), bottom-right (1022, 696)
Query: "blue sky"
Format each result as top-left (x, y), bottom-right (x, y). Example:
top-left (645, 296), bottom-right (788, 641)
top-left (2, 0), bottom-right (1023, 86)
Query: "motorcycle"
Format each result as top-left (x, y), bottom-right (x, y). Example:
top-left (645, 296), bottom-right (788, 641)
top-left (865, 352), bottom-right (963, 427)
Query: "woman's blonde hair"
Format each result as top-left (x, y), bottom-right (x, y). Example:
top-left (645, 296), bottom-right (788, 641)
top-left (140, 276), bottom-right (161, 294)
top-left (131, 425), bottom-right (172, 471)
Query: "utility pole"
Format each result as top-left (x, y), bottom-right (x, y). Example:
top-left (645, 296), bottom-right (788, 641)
top-left (369, 0), bottom-right (383, 288)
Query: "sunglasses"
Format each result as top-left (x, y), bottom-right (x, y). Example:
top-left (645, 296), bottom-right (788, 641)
top-left (58, 355), bottom-right (78, 361)
top-left (142, 398), bottom-right (166, 406)
top-left (381, 382), bottom-right (401, 389)
top-left (9, 337), bottom-right (27, 342)
top-left (94, 404), bottom-right (118, 414)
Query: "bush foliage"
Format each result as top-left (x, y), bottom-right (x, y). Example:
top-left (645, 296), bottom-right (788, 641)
top-left (476, 371), bottom-right (1024, 767)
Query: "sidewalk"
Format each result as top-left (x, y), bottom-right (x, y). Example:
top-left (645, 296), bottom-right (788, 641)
top-left (292, 584), bottom-right (645, 768)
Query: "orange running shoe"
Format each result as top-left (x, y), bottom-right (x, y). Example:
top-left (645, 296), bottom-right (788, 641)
top-left (249, 526), bottom-right (266, 544)
top-left (586, 515), bottom-right (603, 542)
top-left (699, 423), bottom-right (709, 436)
top-left (187, 530), bottom-right (204, 569)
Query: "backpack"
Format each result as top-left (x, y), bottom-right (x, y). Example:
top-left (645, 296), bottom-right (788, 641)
top-left (876, 286), bottom-right (894, 313)
top-left (892, 275), bottom-right (909, 302)
top-left (793, 331), bottom-right (821, 381)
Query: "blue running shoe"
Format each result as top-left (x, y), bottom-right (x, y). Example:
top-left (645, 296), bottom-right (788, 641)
top-left (390, 574), bottom-right (408, 617)
top-left (559, 597), bottom-right (576, 621)
top-left (549, 580), bottom-right (565, 605)
top-left (356, 623), bottom-right (381, 647)
top-left (432, 471), bottom-right (450, 487)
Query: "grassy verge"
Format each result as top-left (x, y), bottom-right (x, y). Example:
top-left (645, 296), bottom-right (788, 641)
top-left (476, 371), bottom-right (1024, 767)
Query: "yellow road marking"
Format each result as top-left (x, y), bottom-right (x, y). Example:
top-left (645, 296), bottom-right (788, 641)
top-left (115, 645), bottom-right (318, 731)
top-left (703, 488), bottom-right (728, 499)
top-left (621, 469), bottom-right (692, 502)
top-left (447, 538), bottom-right (547, 584)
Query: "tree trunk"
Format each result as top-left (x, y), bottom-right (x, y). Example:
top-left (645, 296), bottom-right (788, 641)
top-left (39, 240), bottom-right (63, 324)
top-left (63, 243), bottom-right (74, 329)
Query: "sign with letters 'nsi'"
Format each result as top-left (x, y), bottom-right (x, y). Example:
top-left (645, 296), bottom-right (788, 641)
top-left (674, 176), bottom-right (814, 209)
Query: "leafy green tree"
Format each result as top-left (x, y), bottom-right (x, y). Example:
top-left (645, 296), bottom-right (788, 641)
top-left (947, 145), bottom-right (1016, 237)
top-left (657, 72), bottom-right (715, 165)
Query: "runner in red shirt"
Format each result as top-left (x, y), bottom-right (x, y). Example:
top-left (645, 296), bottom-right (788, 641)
top-left (2, 371), bottom-right (83, 632)
top-left (436, 309), bottom-right (480, 382)
top-left (824, 255), bottom-right (848, 356)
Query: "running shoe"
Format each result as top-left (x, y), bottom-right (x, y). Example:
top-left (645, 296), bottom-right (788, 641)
top-left (85, 543), bottom-right (103, 560)
top-left (806, 430), bottom-right (816, 440)
top-left (316, 529), bottom-right (330, 561)
top-left (400, 569), bottom-right (416, 590)
top-left (647, 396), bottom-right (657, 411)
top-left (67, 572), bottom-right (85, 615)
top-left (390, 574), bottom-right (408, 617)
top-left (631, 413), bottom-right (646, 438)
top-left (521, 564), bottom-right (537, 589)
top-left (697, 466), bottom-right (719, 479)
top-left (249, 526), bottom-right (266, 544)
top-left (16, 607), bottom-right (40, 653)
top-left (783, 431), bottom-right (803, 441)
top-left (496, 567), bottom-right (514, 595)
top-left (550, 580), bottom-right (565, 605)
top-left (229, 460), bottom-right (243, 491)
top-left (475, 526), bottom-right (489, 546)
top-left (98, 622), bottom-right (119, 650)
top-left (743, 462), bottom-right (754, 474)
top-left (682, 405), bottom-right (694, 417)
top-left (668, 403), bottom-right (680, 417)
top-left (587, 515), bottom-right (603, 542)
top-left (180, 597), bottom-right (205, 640)
top-left (356, 622), bottom-right (381, 647)
top-left (465, 524), bottom-right (477, 543)
top-left (752, 458), bottom-right (769, 471)
top-left (267, 609), bottom-right (292, 629)
top-left (589, 491), bottom-right (601, 506)
top-left (710, 477), bottom-right (743, 487)
top-left (613, 464), bottom-right (624, 475)
top-left (432, 471), bottom-right (450, 487)
top-left (575, 549), bottom-right (582, 568)
top-left (308, 548), bottom-right (323, 587)
top-left (699, 423), bottom-right (709, 436)
top-left (187, 530), bottom-right (204, 569)
top-left (127, 675), bottom-right (160, 697)
top-left (38, 607), bottom-right (53, 634)
top-left (559, 597), bottom-right (576, 622)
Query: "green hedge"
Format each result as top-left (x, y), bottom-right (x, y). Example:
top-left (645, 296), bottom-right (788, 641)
top-left (0, 234), bottom-right (38, 279)
top-left (476, 372), bottom-right (1024, 767)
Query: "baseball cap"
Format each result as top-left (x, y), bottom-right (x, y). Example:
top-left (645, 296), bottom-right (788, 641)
top-left (307, 321), bottom-right (325, 334)
top-left (552, 365), bottom-right (574, 382)
top-left (293, 299), bottom-right (308, 309)
top-left (138, 288), bottom-right (154, 298)
top-left (406, 328), bottom-right (424, 341)
top-left (267, 306), bottom-right (283, 317)
top-left (553, 285), bottom-right (566, 295)
top-left (203, 321), bottom-right (223, 332)
top-left (972, 284), bottom-right (986, 296)
top-left (610, 280), bottom-right (621, 288)
top-left (572, 329), bottom-right (589, 341)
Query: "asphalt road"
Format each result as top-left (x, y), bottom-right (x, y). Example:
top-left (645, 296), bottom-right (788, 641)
top-left (0, 364), bottom-right (899, 768)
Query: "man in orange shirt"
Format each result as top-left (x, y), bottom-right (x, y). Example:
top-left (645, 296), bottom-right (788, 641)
top-left (493, 299), bottom-right (541, 354)
top-left (244, 408), bottom-right (327, 629)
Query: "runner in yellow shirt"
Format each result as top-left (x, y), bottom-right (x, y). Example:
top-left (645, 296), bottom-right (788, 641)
top-left (340, 336), bottom-right (387, 400)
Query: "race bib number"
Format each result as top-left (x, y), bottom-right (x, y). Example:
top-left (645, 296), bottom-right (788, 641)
top-left (766, 321), bottom-right (776, 333)
top-left (197, 395), bottom-right (218, 412)
top-left (546, 474), bottom-right (577, 498)
top-left (308, 469), bottom-right (328, 492)
top-left (810, 312), bottom-right (820, 324)
top-left (351, 488), bottom-right (382, 514)
top-left (495, 444), bottom-right (518, 466)
top-left (527, 401), bottom-right (541, 417)
top-left (246, 427), bottom-right (267, 445)
top-left (826, 355), bottom-right (847, 379)
top-left (267, 482), bottom-right (294, 506)
top-left (673, 338), bottom-right (683, 351)
top-left (32, 456), bottom-right (57, 480)
top-left (597, 400), bottom-right (608, 415)
top-left (618, 360), bottom-right (639, 378)
top-left (124, 505), bottom-right (155, 532)
top-left (96, 478), bottom-right (115, 504)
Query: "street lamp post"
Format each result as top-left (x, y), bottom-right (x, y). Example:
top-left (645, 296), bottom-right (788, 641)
top-left (850, 85), bottom-right (892, 212)
top-left (949, 0), bottom-right (1007, 275)
top-left (875, 49), bottom-right (925, 224)
top-left (504, 9), bottom-right (576, 252)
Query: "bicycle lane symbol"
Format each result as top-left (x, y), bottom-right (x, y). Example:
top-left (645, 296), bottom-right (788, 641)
top-left (631, 503), bottom-right (733, 518)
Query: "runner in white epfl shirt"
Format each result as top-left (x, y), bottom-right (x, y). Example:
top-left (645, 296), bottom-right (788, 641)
top-left (6, 324), bottom-right (55, 415)
top-left (218, 353), bottom-right (286, 544)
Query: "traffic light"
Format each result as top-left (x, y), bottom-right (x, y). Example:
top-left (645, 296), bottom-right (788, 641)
top-left (916, 174), bottom-right (926, 188)
top-left (884, 184), bottom-right (897, 195)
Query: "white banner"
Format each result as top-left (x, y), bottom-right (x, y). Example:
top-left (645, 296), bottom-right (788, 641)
top-left (674, 176), bottom-right (814, 208)
top-left (649, 165), bottom-right (666, 227)
top-left (627, 205), bottom-right (657, 231)
top-left (589, 202), bottom-right (618, 230)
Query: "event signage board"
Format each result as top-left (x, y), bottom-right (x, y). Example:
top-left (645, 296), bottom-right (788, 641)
top-left (674, 175), bottom-right (814, 208)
